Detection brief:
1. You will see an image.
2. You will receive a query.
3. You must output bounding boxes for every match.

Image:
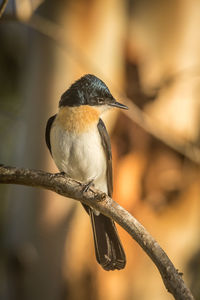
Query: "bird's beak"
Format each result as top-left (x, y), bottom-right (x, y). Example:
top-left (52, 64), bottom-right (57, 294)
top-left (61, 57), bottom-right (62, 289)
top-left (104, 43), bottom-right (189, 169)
top-left (109, 101), bottom-right (128, 110)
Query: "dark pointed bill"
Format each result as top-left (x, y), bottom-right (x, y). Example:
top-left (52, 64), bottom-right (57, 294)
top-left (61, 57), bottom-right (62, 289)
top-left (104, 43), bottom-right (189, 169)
top-left (109, 101), bottom-right (128, 110)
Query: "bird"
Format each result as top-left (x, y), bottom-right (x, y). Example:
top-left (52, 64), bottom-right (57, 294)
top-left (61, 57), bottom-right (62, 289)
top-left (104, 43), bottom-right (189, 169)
top-left (45, 74), bottom-right (128, 271)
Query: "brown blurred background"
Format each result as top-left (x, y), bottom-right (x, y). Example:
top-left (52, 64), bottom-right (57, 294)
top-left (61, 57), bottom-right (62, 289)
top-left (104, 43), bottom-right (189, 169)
top-left (0, 0), bottom-right (200, 299)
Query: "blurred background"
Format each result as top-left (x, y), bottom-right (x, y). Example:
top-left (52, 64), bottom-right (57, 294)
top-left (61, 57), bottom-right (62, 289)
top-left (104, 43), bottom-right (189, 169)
top-left (0, 0), bottom-right (200, 299)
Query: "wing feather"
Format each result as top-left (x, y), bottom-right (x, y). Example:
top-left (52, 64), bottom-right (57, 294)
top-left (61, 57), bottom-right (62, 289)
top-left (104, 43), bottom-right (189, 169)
top-left (45, 114), bottom-right (56, 155)
top-left (97, 118), bottom-right (113, 197)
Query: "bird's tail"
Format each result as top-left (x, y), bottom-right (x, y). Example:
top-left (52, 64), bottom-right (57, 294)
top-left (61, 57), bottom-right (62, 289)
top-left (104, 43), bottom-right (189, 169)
top-left (89, 208), bottom-right (126, 271)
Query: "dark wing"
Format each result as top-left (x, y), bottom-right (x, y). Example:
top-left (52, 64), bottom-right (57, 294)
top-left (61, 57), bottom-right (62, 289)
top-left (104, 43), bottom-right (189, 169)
top-left (45, 114), bottom-right (56, 155)
top-left (88, 119), bottom-right (125, 270)
top-left (97, 118), bottom-right (113, 197)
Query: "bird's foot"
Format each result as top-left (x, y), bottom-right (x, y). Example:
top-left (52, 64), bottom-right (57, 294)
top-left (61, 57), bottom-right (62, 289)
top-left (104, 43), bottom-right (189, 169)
top-left (60, 172), bottom-right (66, 175)
top-left (82, 179), bottom-right (94, 193)
top-left (53, 172), bottom-right (68, 179)
top-left (54, 172), bottom-right (66, 177)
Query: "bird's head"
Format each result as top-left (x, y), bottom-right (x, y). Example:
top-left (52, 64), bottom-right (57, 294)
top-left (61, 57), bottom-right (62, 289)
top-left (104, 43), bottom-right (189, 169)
top-left (59, 74), bottom-right (128, 112)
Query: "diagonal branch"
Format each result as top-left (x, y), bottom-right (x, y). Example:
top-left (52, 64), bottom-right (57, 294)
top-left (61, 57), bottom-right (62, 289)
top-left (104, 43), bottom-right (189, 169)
top-left (0, 165), bottom-right (194, 300)
top-left (122, 97), bottom-right (200, 164)
top-left (0, 0), bottom-right (8, 18)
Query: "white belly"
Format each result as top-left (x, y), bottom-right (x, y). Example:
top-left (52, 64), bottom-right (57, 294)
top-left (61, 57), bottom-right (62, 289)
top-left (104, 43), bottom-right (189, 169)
top-left (50, 123), bottom-right (108, 193)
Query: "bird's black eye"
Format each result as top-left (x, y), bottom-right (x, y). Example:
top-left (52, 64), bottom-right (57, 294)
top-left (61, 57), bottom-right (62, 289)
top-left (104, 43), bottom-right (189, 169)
top-left (98, 98), bottom-right (104, 104)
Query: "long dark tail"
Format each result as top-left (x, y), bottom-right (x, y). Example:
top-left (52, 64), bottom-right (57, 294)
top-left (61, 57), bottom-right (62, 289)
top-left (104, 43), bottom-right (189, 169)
top-left (89, 208), bottom-right (126, 271)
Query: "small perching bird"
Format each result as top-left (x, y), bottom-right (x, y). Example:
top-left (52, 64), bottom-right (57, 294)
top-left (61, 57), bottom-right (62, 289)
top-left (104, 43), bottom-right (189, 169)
top-left (45, 74), bottom-right (128, 270)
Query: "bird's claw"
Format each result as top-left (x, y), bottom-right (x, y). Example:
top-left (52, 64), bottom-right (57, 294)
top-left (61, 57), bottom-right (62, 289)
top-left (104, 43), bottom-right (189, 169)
top-left (82, 179), bottom-right (94, 193)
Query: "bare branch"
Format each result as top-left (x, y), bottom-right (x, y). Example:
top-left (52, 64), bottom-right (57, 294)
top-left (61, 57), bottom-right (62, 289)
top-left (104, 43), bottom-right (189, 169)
top-left (0, 165), bottom-right (194, 300)
top-left (122, 97), bottom-right (200, 164)
top-left (0, 0), bottom-right (8, 18)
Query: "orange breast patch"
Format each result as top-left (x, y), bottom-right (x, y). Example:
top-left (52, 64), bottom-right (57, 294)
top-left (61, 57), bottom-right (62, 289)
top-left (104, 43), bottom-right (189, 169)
top-left (54, 105), bottom-right (100, 133)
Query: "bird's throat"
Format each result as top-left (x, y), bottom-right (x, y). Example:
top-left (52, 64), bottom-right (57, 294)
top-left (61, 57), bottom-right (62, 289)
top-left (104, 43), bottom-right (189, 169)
top-left (55, 105), bottom-right (100, 134)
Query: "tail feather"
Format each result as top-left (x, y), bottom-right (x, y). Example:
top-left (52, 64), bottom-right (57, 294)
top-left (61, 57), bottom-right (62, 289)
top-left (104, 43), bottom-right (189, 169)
top-left (89, 208), bottom-right (126, 271)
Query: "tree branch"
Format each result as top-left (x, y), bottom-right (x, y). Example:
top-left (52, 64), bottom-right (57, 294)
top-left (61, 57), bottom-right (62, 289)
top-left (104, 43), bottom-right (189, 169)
top-left (0, 0), bottom-right (8, 18)
top-left (122, 97), bottom-right (200, 164)
top-left (0, 165), bottom-right (194, 300)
